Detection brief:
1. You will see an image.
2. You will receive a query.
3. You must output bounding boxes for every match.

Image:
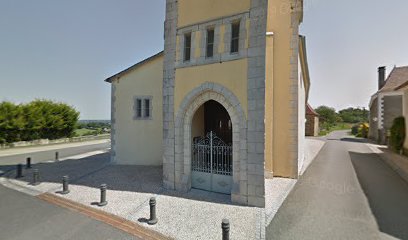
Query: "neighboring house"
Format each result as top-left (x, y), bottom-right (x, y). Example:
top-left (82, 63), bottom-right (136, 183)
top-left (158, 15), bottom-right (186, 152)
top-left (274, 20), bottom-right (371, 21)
top-left (369, 66), bottom-right (407, 144)
top-left (305, 104), bottom-right (319, 136)
top-left (392, 66), bottom-right (408, 152)
top-left (105, 0), bottom-right (310, 208)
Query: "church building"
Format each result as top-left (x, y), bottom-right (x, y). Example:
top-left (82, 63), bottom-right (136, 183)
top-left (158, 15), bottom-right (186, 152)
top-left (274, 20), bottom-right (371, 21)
top-left (105, 0), bottom-right (310, 208)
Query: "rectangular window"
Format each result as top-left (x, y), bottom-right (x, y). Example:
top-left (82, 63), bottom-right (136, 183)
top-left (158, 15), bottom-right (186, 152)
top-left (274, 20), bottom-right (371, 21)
top-left (136, 99), bottom-right (142, 118)
top-left (144, 99), bottom-right (150, 118)
top-left (206, 28), bottom-right (215, 58)
top-left (134, 97), bottom-right (152, 120)
top-left (230, 21), bottom-right (240, 53)
top-left (184, 33), bottom-right (191, 62)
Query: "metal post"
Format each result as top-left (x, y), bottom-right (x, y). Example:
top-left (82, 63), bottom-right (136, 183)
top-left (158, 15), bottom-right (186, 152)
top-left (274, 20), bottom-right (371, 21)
top-left (148, 197), bottom-right (158, 225)
top-left (32, 169), bottom-right (40, 186)
top-left (16, 164), bottom-right (23, 178)
top-left (61, 176), bottom-right (70, 194)
top-left (222, 219), bottom-right (230, 240)
top-left (97, 184), bottom-right (107, 206)
top-left (55, 152), bottom-right (59, 161)
top-left (26, 157), bottom-right (31, 169)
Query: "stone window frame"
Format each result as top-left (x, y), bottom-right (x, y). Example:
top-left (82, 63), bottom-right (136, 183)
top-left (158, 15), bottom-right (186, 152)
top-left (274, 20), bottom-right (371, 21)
top-left (221, 13), bottom-right (248, 61)
top-left (183, 32), bottom-right (192, 62)
top-left (205, 27), bottom-right (215, 58)
top-left (175, 12), bottom-right (249, 69)
top-left (133, 96), bottom-right (153, 120)
top-left (176, 26), bottom-right (198, 67)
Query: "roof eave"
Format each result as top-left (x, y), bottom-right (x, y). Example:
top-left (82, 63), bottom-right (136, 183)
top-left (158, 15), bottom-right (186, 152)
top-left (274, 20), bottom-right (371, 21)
top-left (104, 51), bottom-right (164, 84)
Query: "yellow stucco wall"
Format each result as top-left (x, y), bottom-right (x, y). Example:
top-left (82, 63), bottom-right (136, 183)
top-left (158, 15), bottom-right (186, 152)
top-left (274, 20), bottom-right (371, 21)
top-left (178, 0), bottom-right (250, 27)
top-left (113, 56), bottom-right (163, 165)
top-left (268, 0), bottom-right (301, 178)
top-left (174, 59), bottom-right (248, 117)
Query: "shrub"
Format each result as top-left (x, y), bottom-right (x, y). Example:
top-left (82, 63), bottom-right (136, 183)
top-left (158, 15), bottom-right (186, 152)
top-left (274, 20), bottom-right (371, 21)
top-left (390, 116), bottom-right (405, 152)
top-left (351, 125), bottom-right (359, 135)
top-left (357, 123), bottom-right (369, 138)
top-left (0, 100), bottom-right (79, 143)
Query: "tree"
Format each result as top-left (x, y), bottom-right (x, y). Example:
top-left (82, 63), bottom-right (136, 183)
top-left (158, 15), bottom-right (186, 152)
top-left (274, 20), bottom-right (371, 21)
top-left (338, 107), bottom-right (369, 123)
top-left (0, 100), bottom-right (79, 143)
top-left (315, 105), bottom-right (340, 130)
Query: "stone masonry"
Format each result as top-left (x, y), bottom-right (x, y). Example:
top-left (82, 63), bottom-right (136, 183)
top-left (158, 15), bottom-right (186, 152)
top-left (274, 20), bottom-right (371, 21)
top-left (162, 0), bottom-right (178, 190)
top-left (246, 0), bottom-right (268, 207)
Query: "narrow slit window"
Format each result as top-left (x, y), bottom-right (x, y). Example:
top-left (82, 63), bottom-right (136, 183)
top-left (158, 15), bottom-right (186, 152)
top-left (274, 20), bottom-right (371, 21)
top-left (230, 21), bottom-right (240, 53)
top-left (206, 28), bottom-right (215, 58)
top-left (184, 33), bottom-right (192, 62)
top-left (144, 99), bottom-right (150, 118)
top-left (136, 99), bottom-right (142, 118)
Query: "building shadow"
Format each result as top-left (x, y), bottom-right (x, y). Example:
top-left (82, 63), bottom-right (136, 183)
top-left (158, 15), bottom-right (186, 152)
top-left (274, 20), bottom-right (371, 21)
top-left (341, 138), bottom-right (368, 143)
top-left (349, 151), bottom-right (408, 239)
top-left (0, 152), bottom-right (232, 205)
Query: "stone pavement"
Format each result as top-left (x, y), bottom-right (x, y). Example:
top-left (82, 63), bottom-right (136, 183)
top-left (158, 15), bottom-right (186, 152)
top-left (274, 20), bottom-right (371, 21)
top-left (0, 138), bottom-right (324, 240)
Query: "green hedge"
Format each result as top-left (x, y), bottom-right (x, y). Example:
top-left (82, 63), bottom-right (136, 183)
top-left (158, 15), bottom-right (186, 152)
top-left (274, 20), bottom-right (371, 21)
top-left (390, 116), bottom-right (405, 152)
top-left (0, 100), bottom-right (79, 144)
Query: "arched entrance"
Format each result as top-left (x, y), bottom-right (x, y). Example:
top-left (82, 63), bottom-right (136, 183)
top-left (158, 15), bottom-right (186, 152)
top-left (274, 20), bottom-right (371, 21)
top-left (173, 82), bottom-right (249, 204)
top-left (191, 100), bottom-right (233, 194)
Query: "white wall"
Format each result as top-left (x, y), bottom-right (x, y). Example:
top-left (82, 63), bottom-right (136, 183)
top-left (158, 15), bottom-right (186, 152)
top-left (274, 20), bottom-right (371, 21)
top-left (298, 58), bottom-right (306, 174)
top-left (112, 56), bottom-right (163, 165)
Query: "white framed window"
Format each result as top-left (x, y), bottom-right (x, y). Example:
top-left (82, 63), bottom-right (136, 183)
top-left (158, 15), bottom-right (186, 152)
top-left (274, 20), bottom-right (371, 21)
top-left (206, 28), bottom-right (215, 58)
top-left (184, 33), bottom-right (192, 62)
top-left (230, 21), bottom-right (240, 54)
top-left (134, 96), bottom-right (153, 120)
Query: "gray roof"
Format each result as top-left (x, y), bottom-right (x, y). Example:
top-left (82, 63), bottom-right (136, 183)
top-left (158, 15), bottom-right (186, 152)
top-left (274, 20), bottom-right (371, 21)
top-left (380, 66), bottom-right (408, 92)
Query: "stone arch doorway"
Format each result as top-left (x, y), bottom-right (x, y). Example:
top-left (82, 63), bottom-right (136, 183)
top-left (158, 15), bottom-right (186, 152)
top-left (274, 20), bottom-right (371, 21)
top-left (191, 100), bottom-right (233, 194)
top-left (174, 82), bottom-right (248, 203)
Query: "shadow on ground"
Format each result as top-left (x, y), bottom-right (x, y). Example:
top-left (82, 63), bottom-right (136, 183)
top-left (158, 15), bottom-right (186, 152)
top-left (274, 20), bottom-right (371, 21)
top-left (341, 138), bottom-right (368, 143)
top-left (349, 151), bottom-right (408, 240)
top-left (0, 152), bottom-right (231, 205)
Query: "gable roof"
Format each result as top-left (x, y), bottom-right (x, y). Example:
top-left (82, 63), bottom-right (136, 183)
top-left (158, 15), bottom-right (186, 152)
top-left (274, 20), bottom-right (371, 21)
top-left (392, 66), bottom-right (408, 90)
top-left (105, 51), bottom-right (164, 83)
top-left (379, 66), bottom-right (408, 92)
top-left (306, 103), bottom-right (319, 116)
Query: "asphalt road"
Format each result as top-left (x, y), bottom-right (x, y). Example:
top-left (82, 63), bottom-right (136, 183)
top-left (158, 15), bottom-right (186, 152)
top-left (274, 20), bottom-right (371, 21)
top-left (0, 184), bottom-right (138, 240)
top-left (0, 141), bottom-right (110, 175)
top-left (266, 130), bottom-right (408, 240)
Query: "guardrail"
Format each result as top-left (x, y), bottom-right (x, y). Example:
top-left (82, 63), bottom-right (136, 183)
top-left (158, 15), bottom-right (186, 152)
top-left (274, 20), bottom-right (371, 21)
top-left (0, 134), bottom-right (110, 150)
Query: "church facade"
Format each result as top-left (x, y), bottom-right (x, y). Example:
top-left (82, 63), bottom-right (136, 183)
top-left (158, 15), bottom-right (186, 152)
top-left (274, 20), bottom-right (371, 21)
top-left (106, 0), bottom-right (310, 208)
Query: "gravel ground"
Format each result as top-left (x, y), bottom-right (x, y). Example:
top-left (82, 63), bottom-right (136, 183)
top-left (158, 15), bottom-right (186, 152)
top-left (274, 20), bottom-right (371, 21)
top-left (1, 140), bottom-right (324, 240)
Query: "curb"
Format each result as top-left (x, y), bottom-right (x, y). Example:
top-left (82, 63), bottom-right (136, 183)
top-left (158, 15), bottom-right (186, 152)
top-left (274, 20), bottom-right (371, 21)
top-left (380, 152), bottom-right (408, 184)
top-left (38, 193), bottom-right (172, 240)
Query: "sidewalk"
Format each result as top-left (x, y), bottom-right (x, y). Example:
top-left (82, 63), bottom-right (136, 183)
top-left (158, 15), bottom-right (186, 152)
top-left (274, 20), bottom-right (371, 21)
top-left (0, 138), bottom-right (325, 240)
top-left (366, 143), bottom-right (408, 184)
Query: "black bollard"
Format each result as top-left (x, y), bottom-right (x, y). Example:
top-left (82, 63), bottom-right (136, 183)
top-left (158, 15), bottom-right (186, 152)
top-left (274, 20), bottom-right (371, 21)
top-left (148, 197), bottom-right (158, 225)
top-left (55, 152), bottom-right (59, 161)
top-left (32, 169), bottom-right (40, 186)
top-left (97, 184), bottom-right (107, 206)
top-left (26, 157), bottom-right (31, 169)
top-left (16, 164), bottom-right (23, 178)
top-left (222, 219), bottom-right (230, 240)
top-left (61, 176), bottom-right (70, 194)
